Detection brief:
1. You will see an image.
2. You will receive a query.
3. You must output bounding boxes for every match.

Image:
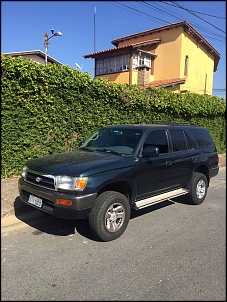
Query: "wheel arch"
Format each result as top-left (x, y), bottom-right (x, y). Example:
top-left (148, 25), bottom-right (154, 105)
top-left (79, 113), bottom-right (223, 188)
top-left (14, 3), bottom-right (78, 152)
top-left (97, 181), bottom-right (134, 205)
top-left (193, 165), bottom-right (210, 186)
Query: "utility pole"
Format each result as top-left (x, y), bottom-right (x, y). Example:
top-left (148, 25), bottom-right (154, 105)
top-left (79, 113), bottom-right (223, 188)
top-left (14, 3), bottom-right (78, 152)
top-left (94, 7), bottom-right (96, 53)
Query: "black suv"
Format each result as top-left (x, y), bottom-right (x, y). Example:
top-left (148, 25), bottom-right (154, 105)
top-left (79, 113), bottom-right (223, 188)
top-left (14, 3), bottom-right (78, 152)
top-left (18, 123), bottom-right (219, 241)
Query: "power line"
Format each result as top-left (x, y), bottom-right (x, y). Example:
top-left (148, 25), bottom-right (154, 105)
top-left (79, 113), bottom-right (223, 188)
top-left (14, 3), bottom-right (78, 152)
top-left (107, 1), bottom-right (225, 43)
top-left (170, 1), bottom-right (226, 33)
top-left (107, 1), bottom-right (225, 44)
top-left (112, 1), bottom-right (168, 24)
top-left (161, 1), bottom-right (225, 19)
top-left (141, 1), bottom-right (225, 42)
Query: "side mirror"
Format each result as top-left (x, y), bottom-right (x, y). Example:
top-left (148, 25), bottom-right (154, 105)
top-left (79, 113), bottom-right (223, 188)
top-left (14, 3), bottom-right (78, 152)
top-left (142, 146), bottom-right (159, 157)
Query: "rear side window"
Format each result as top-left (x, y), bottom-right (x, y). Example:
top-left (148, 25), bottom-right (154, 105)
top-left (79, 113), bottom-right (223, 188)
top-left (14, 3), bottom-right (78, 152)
top-left (189, 128), bottom-right (215, 148)
top-left (169, 130), bottom-right (194, 152)
top-left (143, 130), bottom-right (169, 154)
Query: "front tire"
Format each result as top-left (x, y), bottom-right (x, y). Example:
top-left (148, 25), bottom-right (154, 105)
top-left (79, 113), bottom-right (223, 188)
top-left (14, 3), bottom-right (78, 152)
top-left (188, 172), bottom-right (208, 205)
top-left (88, 191), bottom-right (130, 242)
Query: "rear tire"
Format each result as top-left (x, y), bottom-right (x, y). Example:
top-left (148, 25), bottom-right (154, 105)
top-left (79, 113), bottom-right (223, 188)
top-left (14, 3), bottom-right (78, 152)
top-left (88, 191), bottom-right (130, 242)
top-left (188, 172), bottom-right (208, 205)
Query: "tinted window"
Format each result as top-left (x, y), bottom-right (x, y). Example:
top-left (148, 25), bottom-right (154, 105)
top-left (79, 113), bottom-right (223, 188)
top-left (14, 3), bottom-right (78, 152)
top-left (169, 130), bottom-right (194, 152)
top-left (144, 130), bottom-right (169, 154)
top-left (81, 127), bottom-right (143, 155)
top-left (189, 128), bottom-right (215, 148)
top-left (185, 133), bottom-right (194, 150)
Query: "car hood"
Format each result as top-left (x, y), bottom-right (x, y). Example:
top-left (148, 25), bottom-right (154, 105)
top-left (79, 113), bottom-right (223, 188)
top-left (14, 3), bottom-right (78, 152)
top-left (25, 149), bottom-right (133, 177)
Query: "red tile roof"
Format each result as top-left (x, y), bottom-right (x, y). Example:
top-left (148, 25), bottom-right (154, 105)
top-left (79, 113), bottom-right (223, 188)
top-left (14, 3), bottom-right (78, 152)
top-left (83, 39), bottom-right (161, 58)
top-left (84, 45), bottom-right (132, 58)
top-left (150, 78), bottom-right (186, 88)
top-left (130, 38), bottom-right (161, 47)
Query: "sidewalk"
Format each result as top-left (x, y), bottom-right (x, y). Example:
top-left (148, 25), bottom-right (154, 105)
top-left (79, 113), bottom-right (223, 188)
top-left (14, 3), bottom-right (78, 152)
top-left (1, 153), bottom-right (226, 218)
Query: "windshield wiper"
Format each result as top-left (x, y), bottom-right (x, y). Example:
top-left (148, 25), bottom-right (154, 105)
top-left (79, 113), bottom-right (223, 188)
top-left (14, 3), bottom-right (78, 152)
top-left (79, 147), bottom-right (94, 152)
top-left (98, 149), bottom-right (122, 156)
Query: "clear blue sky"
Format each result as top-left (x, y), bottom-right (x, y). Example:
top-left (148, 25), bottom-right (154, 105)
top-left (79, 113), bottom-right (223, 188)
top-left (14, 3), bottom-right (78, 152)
top-left (2, 1), bottom-right (226, 98)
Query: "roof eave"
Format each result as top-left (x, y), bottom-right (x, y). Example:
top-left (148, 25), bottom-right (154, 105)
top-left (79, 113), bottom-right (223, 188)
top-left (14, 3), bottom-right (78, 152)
top-left (4, 50), bottom-right (63, 65)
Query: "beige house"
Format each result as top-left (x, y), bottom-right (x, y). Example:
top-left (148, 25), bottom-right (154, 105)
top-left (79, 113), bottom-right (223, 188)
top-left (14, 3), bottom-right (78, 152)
top-left (84, 21), bottom-right (220, 95)
top-left (4, 50), bottom-right (62, 65)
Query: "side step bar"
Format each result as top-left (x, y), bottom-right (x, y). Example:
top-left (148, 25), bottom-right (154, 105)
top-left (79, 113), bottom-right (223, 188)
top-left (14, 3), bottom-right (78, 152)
top-left (135, 188), bottom-right (189, 210)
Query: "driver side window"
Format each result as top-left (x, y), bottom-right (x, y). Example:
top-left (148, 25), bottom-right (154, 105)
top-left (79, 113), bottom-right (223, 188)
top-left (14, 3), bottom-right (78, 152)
top-left (143, 130), bottom-right (169, 154)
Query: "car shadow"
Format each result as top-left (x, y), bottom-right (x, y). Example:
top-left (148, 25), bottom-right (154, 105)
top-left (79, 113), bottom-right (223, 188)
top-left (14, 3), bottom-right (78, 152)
top-left (14, 195), bottom-right (191, 241)
top-left (14, 197), bottom-right (99, 241)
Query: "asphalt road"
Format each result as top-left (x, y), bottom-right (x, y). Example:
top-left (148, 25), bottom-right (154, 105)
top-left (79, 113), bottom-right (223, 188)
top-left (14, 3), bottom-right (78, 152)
top-left (1, 169), bottom-right (226, 301)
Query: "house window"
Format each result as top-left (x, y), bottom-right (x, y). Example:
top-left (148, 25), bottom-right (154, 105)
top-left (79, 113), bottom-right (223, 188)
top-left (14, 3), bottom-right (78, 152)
top-left (110, 57), bottom-right (116, 73)
top-left (95, 54), bottom-right (130, 75)
top-left (103, 58), bottom-right (109, 73)
top-left (133, 54), bottom-right (139, 70)
top-left (116, 55), bottom-right (122, 71)
top-left (184, 55), bottom-right (189, 77)
top-left (96, 59), bottom-right (103, 75)
top-left (122, 54), bottom-right (130, 70)
top-left (133, 52), bottom-right (152, 70)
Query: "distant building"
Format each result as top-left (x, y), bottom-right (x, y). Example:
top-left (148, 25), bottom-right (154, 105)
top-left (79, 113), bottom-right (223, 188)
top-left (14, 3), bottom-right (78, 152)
top-left (4, 50), bottom-right (62, 65)
top-left (84, 21), bottom-right (220, 95)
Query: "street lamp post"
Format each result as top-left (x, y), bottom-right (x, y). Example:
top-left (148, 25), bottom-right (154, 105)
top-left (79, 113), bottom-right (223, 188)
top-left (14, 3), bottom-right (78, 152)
top-left (43, 29), bottom-right (62, 66)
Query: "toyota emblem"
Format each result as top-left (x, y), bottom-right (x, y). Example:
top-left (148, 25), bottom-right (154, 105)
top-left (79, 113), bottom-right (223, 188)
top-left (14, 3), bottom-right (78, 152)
top-left (36, 177), bottom-right (42, 182)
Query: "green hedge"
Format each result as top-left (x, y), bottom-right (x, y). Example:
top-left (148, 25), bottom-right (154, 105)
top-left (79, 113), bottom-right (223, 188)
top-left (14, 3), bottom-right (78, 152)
top-left (1, 55), bottom-right (226, 178)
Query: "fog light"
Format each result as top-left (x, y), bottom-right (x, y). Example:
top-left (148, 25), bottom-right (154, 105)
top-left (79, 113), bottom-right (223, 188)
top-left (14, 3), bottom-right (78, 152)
top-left (56, 199), bottom-right (72, 206)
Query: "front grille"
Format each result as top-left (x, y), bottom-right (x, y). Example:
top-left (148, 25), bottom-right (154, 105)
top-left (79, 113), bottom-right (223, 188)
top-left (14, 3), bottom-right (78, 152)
top-left (26, 170), bottom-right (55, 190)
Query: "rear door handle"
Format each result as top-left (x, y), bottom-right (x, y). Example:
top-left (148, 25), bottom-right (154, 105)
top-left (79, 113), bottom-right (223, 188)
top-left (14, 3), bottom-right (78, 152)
top-left (166, 161), bottom-right (173, 165)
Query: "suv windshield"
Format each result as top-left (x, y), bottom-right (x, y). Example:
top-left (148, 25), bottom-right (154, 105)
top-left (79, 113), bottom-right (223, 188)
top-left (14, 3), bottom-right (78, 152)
top-left (80, 127), bottom-right (143, 155)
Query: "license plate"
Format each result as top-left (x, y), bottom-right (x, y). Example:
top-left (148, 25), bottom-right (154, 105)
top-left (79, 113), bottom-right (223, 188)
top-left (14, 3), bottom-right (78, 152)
top-left (28, 195), bottom-right (42, 208)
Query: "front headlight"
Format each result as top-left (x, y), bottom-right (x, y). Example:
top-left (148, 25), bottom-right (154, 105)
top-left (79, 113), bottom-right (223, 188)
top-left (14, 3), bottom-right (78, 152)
top-left (56, 176), bottom-right (88, 191)
top-left (22, 166), bottom-right (28, 178)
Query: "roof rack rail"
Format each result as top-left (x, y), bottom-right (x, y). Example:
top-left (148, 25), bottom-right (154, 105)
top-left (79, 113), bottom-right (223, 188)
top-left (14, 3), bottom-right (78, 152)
top-left (169, 122), bottom-right (198, 126)
top-left (148, 120), bottom-right (198, 126)
top-left (149, 120), bottom-right (171, 125)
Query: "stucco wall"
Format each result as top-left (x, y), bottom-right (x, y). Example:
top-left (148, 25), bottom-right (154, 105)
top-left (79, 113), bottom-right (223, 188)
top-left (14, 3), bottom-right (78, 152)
top-left (180, 32), bottom-right (214, 95)
top-left (18, 54), bottom-right (56, 65)
top-left (96, 71), bottom-right (130, 84)
top-left (131, 71), bottom-right (138, 85)
top-left (118, 28), bottom-right (183, 80)
top-left (23, 55), bottom-right (45, 64)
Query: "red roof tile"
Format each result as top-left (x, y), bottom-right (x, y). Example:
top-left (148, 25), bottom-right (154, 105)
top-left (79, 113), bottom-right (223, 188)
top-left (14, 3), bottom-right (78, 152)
top-left (84, 45), bottom-right (132, 58)
top-left (150, 78), bottom-right (186, 88)
top-left (83, 39), bottom-right (161, 58)
top-left (129, 38), bottom-right (161, 47)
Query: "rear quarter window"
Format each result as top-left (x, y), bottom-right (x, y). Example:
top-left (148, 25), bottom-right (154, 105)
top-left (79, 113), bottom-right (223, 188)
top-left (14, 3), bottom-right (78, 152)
top-left (189, 128), bottom-right (215, 148)
top-left (169, 130), bottom-right (194, 152)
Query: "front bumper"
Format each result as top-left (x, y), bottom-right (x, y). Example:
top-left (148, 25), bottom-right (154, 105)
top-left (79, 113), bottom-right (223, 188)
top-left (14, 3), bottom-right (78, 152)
top-left (18, 178), bottom-right (97, 219)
